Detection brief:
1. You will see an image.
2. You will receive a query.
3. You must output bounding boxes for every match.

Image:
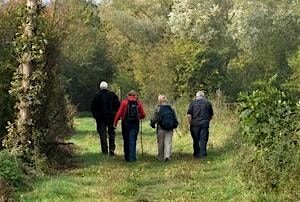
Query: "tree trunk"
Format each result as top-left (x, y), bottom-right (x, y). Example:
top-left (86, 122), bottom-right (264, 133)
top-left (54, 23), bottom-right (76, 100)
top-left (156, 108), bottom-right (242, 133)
top-left (17, 0), bottom-right (38, 130)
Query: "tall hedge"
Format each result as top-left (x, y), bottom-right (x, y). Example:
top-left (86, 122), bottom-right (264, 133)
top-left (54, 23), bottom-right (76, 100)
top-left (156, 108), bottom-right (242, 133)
top-left (238, 76), bottom-right (300, 197)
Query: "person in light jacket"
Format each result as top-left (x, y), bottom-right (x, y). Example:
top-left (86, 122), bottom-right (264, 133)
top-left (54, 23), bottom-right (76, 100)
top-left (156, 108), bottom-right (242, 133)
top-left (150, 95), bottom-right (177, 161)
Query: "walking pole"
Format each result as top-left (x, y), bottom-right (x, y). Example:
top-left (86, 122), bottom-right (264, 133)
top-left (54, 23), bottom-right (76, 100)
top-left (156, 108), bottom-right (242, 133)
top-left (140, 119), bottom-right (144, 156)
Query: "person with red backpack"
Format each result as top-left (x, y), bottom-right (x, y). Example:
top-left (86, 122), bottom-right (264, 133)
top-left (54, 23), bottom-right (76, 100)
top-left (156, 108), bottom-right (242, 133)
top-left (113, 90), bottom-right (146, 162)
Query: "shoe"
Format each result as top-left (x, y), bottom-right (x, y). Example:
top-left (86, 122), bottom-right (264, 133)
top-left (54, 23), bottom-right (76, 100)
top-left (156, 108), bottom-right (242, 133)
top-left (127, 158), bottom-right (137, 162)
top-left (165, 158), bottom-right (170, 162)
top-left (193, 154), bottom-right (200, 159)
top-left (109, 151), bottom-right (115, 156)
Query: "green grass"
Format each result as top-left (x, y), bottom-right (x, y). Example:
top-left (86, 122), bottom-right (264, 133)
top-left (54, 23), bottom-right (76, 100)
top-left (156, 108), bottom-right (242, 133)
top-left (18, 116), bottom-right (276, 201)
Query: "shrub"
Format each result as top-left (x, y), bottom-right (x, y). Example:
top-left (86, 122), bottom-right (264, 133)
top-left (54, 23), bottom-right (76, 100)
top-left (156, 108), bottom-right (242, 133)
top-left (238, 76), bottom-right (300, 194)
top-left (0, 151), bottom-right (24, 187)
top-left (0, 178), bottom-right (14, 202)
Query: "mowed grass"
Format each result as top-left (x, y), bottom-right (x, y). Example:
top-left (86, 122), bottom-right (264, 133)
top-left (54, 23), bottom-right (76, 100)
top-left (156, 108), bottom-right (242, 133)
top-left (19, 114), bottom-right (258, 202)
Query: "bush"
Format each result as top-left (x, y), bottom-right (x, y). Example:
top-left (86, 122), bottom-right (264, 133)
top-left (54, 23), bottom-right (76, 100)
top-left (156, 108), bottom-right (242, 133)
top-left (0, 178), bottom-right (14, 202)
top-left (0, 151), bottom-right (24, 187)
top-left (238, 76), bottom-right (300, 194)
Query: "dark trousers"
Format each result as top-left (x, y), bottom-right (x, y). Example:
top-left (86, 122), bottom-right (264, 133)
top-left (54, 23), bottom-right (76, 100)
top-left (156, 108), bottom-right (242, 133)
top-left (190, 125), bottom-right (209, 158)
top-left (96, 118), bottom-right (115, 154)
top-left (122, 120), bottom-right (139, 162)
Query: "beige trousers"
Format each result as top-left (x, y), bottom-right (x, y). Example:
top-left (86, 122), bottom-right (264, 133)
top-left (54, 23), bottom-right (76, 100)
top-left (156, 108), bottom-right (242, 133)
top-left (157, 129), bottom-right (173, 161)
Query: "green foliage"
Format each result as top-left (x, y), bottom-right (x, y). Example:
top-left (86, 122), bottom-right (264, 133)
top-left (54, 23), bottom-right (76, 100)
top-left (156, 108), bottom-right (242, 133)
top-left (226, 0), bottom-right (300, 98)
top-left (3, 1), bottom-right (48, 162)
top-left (0, 150), bottom-right (23, 187)
top-left (3, 1), bottom-right (75, 168)
top-left (171, 40), bottom-right (231, 97)
top-left (169, 0), bottom-right (299, 100)
top-left (173, 96), bottom-right (190, 136)
top-left (100, 0), bottom-right (174, 102)
top-left (238, 76), bottom-right (300, 193)
top-left (169, 0), bottom-right (237, 98)
top-left (52, 0), bottom-right (114, 111)
top-left (0, 1), bottom-right (21, 145)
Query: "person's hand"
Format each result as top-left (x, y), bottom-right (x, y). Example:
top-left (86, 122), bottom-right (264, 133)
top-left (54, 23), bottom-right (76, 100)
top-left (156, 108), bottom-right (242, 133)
top-left (150, 122), bottom-right (155, 129)
top-left (113, 124), bottom-right (117, 129)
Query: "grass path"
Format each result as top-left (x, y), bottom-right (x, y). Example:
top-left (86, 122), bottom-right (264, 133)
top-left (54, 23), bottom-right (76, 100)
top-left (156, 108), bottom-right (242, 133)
top-left (19, 116), bottom-right (258, 202)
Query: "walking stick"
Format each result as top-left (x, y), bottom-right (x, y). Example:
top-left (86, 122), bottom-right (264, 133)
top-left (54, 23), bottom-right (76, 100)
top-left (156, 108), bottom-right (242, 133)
top-left (140, 119), bottom-right (144, 156)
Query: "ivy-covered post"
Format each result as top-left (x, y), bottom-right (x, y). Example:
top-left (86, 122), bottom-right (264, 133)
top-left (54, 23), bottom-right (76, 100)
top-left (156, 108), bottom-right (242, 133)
top-left (18, 0), bottom-right (37, 130)
top-left (4, 0), bottom-right (46, 162)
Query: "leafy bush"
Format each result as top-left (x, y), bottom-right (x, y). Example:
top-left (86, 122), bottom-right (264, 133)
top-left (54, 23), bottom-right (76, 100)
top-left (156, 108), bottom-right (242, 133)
top-left (0, 151), bottom-right (23, 187)
top-left (238, 76), bottom-right (300, 194)
top-left (3, 2), bottom-right (75, 168)
top-left (0, 178), bottom-right (14, 202)
top-left (0, 1), bottom-right (21, 146)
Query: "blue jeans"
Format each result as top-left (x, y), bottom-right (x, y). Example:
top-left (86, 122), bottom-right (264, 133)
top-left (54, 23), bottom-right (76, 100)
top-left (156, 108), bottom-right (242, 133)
top-left (122, 120), bottom-right (139, 162)
top-left (190, 125), bottom-right (209, 158)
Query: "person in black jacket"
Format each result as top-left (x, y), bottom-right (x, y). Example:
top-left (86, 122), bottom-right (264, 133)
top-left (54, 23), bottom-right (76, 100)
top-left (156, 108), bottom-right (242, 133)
top-left (187, 91), bottom-right (214, 159)
top-left (91, 81), bottom-right (120, 155)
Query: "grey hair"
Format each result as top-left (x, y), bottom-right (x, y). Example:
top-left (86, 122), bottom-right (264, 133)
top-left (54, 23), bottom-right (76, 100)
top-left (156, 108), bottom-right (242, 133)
top-left (100, 81), bottom-right (108, 89)
top-left (127, 90), bottom-right (137, 96)
top-left (196, 91), bottom-right (205, 98)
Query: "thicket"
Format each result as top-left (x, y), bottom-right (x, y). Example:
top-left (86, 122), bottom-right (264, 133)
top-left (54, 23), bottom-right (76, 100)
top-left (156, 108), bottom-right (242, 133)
top-left (0, 150), bottom-right (25, 201)
top-left (238, 76), bottom-right (300, 199)
top-left (0, 150), bottom-right (24, 187)
top-left (0, 1), bottom-right (75, 170)
top-left (53, 0), bottom-right (114, 111)
top-left (0, 1), bottom-right (20, 147)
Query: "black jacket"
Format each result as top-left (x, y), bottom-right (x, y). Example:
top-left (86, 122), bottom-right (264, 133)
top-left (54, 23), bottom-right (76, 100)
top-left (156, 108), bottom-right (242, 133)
top-left (91, 89), bottom-right (120, 120)
top-left (187, 98), bottom-right (213, 127)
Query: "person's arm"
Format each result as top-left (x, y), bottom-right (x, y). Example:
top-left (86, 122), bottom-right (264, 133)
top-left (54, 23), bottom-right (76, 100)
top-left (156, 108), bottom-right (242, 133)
top-left (187, 114), bottom-right (192, 124)
top-left (150, 106), bottom-right (159, 128)
top-left (187, 102), bottom-right (193, 124)
top-left (113, 100), bottom-right (125, 127)
top-left (112, 93), bottom-right (120, 113)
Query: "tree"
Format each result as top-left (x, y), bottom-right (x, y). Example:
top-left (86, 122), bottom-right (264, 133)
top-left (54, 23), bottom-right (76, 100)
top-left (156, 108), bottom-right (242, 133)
top-left (228, 0), bottom-right (300, 84)
top-left (168, 0), bottom-right (236, 97)
top-left (47, 0), bottom-right (114, 111)
top-left (3, 0), bottom-right (48, 162)
top-left (99, 0), bottom-right (175, 100)
top-left (3, 0), bottom-right (74, 167)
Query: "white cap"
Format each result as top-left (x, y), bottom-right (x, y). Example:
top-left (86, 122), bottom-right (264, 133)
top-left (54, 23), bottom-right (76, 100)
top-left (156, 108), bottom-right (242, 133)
top-left (100, 81), bottom-right (108, 89)
top-left (196, 91), bottom-right (205, 98)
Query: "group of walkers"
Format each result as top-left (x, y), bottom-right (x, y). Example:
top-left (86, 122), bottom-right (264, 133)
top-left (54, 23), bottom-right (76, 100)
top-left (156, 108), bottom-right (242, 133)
top-left (91, 81), bottom-right (213, 162)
